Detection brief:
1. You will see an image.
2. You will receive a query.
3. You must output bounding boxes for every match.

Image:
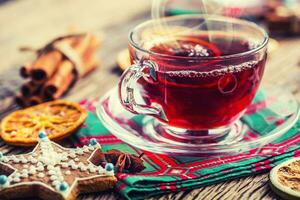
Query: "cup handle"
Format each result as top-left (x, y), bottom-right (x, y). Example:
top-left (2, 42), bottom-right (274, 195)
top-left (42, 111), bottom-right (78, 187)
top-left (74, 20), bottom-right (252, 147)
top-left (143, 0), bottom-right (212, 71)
top-left (119, 60), bottom-right (167, 121)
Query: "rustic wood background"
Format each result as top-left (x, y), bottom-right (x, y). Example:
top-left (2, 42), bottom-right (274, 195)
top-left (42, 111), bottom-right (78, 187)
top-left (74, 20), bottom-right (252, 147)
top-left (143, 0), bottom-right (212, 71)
top-left (1, 0), bottom-right (299, 199)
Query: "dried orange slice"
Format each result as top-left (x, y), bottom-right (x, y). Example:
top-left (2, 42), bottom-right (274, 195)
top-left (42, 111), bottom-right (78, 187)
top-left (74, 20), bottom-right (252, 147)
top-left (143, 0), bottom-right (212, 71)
top-left (1, 100), bottom-right (87, 146)
top-left (270, 157), bottom-right (300, 200)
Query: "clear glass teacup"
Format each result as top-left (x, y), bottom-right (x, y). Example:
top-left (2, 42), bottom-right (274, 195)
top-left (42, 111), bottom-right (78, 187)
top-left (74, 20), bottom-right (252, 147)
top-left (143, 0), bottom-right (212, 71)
top-left (119, 15), bottom-right (268, 142)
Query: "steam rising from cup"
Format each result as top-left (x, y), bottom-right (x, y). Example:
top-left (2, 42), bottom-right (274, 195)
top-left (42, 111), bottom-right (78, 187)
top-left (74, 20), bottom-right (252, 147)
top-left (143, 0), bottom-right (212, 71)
top-left (148, 0), bottom-right (238, 54)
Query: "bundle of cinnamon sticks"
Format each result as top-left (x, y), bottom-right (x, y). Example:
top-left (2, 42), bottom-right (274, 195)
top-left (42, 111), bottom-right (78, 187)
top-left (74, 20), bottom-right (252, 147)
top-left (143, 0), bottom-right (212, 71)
top-left (16, 33), bottom-right (100, 107)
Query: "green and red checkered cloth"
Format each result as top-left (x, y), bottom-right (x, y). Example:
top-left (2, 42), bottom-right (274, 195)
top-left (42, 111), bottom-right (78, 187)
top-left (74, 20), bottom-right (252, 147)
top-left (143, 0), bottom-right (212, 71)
top-left (71, 92), bottom-right (300, 200)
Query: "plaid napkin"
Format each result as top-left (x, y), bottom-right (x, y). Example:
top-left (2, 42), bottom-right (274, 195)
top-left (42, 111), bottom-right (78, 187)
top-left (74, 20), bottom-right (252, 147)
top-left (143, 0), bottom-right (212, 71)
top-left (71, 92), bottom-right (300, 200)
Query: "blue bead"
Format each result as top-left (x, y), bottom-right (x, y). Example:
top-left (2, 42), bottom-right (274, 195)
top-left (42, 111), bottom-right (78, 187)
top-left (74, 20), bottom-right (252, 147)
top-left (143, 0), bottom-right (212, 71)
top-left (105, 163), bottom-right (114, 171)
top-left (38, 131), bottom-right (47, 139)
top-left (59, 182), bottom-right (68, 191)
top-left (0, 152), bottom-right (3, 159)
top-left (89, 138), bottom-right (98, 146)
top-left (0, 175), bottom-right (7, 185)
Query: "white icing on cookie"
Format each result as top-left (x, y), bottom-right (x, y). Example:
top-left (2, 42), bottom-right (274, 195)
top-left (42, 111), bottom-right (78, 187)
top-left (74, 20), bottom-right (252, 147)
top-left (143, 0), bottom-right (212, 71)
top-left (38, 173), bottom-right (45, 178)
top-left (65, 170), bottom-right (71, 175)
top-left (78, 162), bottom-right (84, 167)
top-left (47, 165), bottom-right (55, 170)
top-left (61, 156), bottom-right (68, 162)
top-left (50, 175), bottom-right (57, 181)
top-left (28, 167), bottom-right (36, 175)
top-left (79, 166), bottom-right (87, 171)
top-left (13, 177), bottom-right (21, 183)
top-left (14, 173), bottom-right (21, 178)
top-left (71, 164), bottom-right (78, 170)
top-left (29, 157), bottom-right (38, 164)
top-left (61, 163), bottom-right (68, 168)
top-left (76, 149), bottom-right (84, 155)
top-left (19, 156), bottom-right (28, 164)
top-left (48, 170), bottom-right (56, 175)
top-left (82, 146), bottom-right (90, 153)
top-left (88, 146), bottom-right (95, 151)
top-left (88, 166), bottom-right (96, 173)
top-left (37, 165), bottom-right (44, 172)
top-left (52, 180), bottom-right (60, 186)
top-left (12, 157), bottom-right (20, 163)
top-left (69, 152), bottom-right (76, 158)
top-left (21, 172), bottom-right (28, 178)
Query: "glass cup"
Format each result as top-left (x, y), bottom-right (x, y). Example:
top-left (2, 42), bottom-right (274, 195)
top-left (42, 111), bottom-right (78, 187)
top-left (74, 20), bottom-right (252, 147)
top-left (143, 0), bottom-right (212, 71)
top-left (119, 15), bottom-right (268, 143)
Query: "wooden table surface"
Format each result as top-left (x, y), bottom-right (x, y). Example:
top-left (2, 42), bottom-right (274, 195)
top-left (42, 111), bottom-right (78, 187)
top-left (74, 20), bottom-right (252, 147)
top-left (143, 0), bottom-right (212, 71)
top-left (1, 0), bottom-right (299, 199)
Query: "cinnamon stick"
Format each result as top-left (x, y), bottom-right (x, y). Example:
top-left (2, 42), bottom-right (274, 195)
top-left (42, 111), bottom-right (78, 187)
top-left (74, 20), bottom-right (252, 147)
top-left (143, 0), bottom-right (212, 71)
top-left (43, 37), bottom-right (99, 99)
top-left (43, 60), bottom-right (74, 96)
top-left (21, 81), bottom-right (41, 97)
top-left (82, 35), bottom-right (100, 59)
top-left (31, 50), bottom-right (63, 83)
top-left (52, 73), bottom-right (75, 99)
top-left (15, 93), bottom-right (28, 107)
top-left (17, 33), bottom-right (101, 107)
top-left (82, 35), bottom-right (100, 74)
top-left (20, 64), bottom-right (33, 78)
top-left (71, 34), bottom-right (100, 77)
top-left (44, 74), bottom-right (75, 100)
top-left (73, 34), bottom-right (93, 55)
top-left (81, 57), bottom-right (98, 77)
top-left (29, 96), bottom-right (43, 106)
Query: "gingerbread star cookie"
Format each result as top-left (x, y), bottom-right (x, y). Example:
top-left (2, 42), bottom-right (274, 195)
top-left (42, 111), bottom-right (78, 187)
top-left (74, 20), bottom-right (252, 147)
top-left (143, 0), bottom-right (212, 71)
top-left (0, 132), bottom-right (117, 200)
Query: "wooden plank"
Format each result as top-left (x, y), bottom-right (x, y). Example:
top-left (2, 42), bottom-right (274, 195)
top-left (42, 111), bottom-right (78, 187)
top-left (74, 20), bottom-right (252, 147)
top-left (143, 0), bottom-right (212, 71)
top-left (1, 0), bottom-right (300, 200)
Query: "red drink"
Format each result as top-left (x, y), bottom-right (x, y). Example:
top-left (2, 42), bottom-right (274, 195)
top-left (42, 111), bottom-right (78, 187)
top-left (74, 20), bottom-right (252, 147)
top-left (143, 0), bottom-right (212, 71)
top-left (129, 33), bottom-right (266, 130)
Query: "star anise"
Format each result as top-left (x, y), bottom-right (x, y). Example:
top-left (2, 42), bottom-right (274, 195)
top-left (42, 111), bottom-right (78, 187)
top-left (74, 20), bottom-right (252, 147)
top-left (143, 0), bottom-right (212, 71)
top-left (104, 149), bottom-right (145, 173)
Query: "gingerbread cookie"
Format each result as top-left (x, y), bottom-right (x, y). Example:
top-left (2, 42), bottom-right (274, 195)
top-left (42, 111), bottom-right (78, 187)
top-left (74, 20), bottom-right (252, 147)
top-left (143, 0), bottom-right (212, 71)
top-left (0, 132), bottom-right (117, 200)
top-left (1, 100), bottom-right (87, 146)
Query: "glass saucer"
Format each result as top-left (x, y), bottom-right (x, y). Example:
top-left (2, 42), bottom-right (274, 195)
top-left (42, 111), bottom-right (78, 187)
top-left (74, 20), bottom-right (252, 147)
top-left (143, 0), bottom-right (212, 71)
top-left (96, 86), bottom-right (300, 156)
